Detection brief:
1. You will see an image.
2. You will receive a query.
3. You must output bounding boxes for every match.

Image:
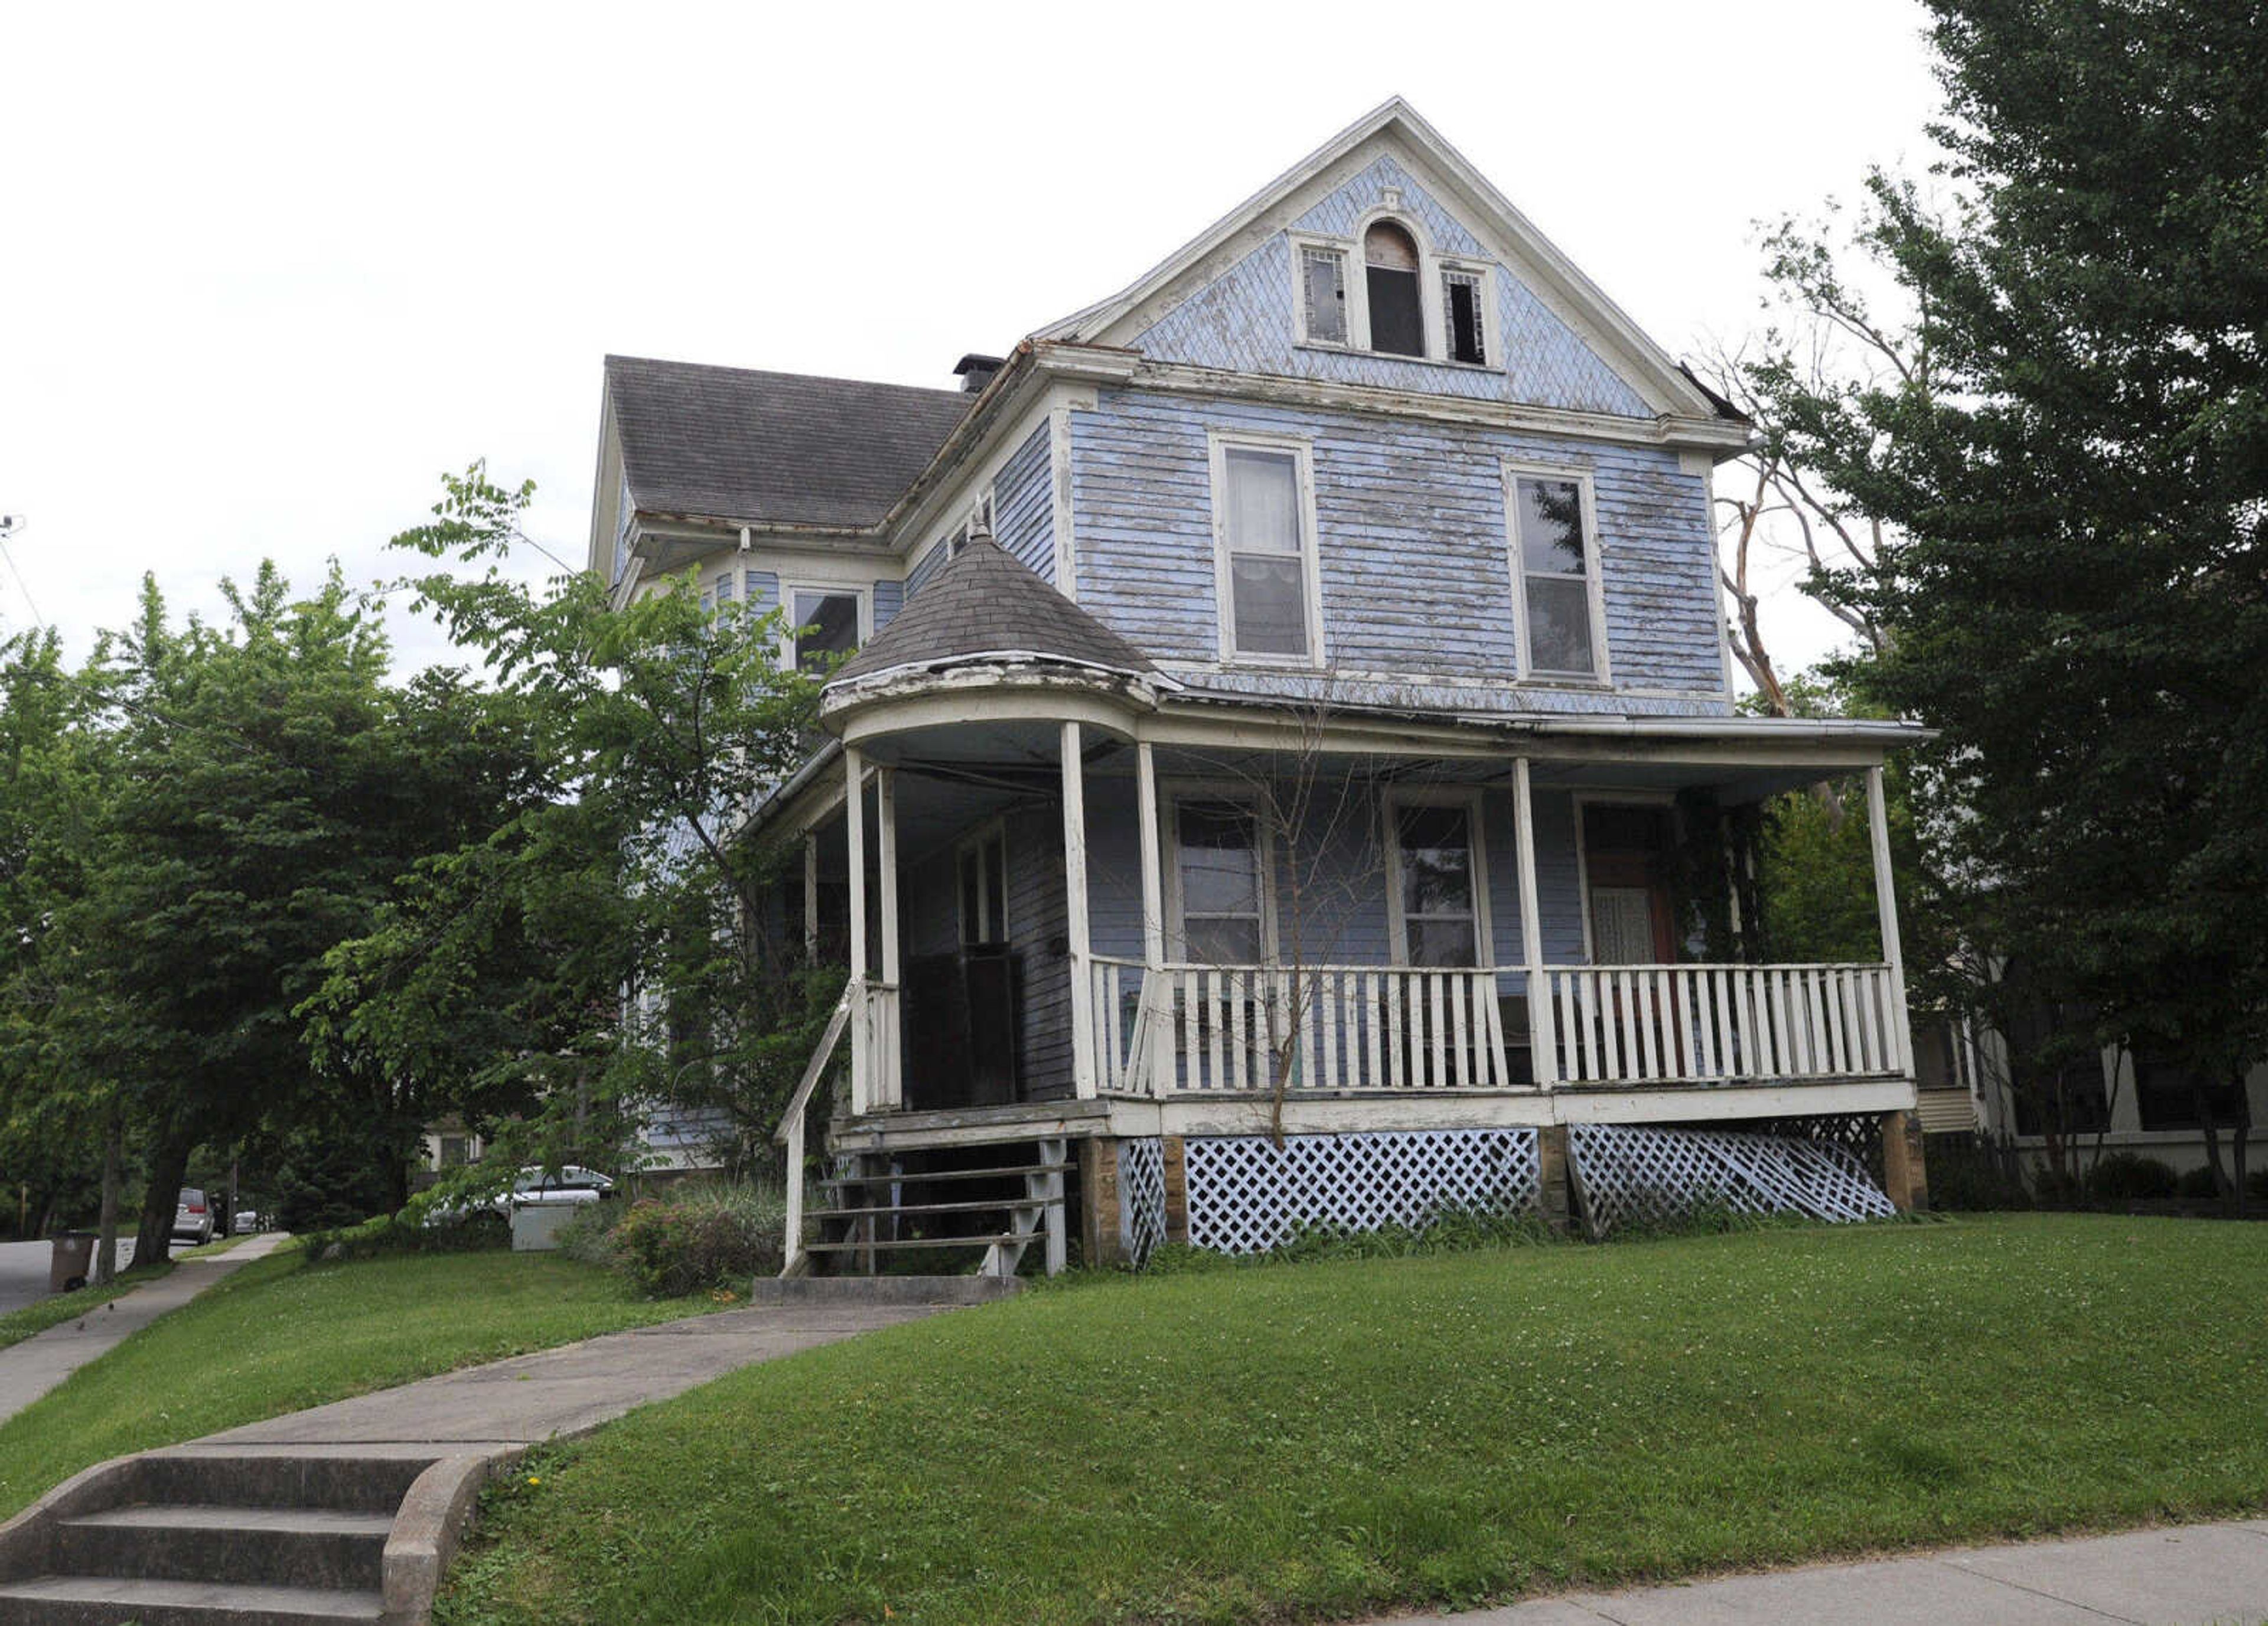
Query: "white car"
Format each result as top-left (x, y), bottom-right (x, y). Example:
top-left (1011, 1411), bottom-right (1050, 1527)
top-left (232, 1209), bottom-right (262, 1234)
top-left (425, 1166), bottom-right (615, 1227)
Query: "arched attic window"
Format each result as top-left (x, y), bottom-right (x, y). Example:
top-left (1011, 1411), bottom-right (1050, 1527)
top-left (1363, 220), bottom-right (1425, 357)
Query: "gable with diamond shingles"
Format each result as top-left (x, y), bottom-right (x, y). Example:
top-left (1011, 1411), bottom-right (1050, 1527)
top-left (1126, 155), bottom-right (1651, 417)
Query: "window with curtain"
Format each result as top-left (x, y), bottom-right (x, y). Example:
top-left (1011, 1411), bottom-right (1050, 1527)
top-left (1219, 445), bottom-right (1314, 660)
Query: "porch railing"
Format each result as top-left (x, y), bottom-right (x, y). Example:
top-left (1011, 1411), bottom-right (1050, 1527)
top-left (1533, 963), bottom-right (1905, 1088)
top-left (1086, 956), bottom-right (1905, 1096)
top-left (1090, 956), bottom-right (1511, 1094)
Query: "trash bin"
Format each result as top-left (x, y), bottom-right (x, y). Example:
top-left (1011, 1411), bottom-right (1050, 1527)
top-left (48, 1231), bottom-right (95, 1293)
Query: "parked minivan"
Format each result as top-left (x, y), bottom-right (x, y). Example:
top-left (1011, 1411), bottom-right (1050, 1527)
top-left (172, 1188), bottom-right (214, 1247)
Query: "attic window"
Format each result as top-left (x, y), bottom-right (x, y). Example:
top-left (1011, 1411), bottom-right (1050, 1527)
top-left (1443, 269), bottom-right (1487, 365)
top-left (1364, 221), bottom-right (1424, 357)
top-left (1300, 246), bottom-right (1348, 344)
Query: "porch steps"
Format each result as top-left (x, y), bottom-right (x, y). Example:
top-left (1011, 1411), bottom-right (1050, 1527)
top-left (816, 1162), bottom-right (1061, 1188)
top-left (801, 1139), bottom-right (1070, 1280)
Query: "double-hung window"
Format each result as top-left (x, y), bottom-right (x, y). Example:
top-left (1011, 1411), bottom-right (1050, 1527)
top-left (790, 588), bottom-right (862, 673)
top-left (1213, 437), bottom-right (1320, 663)
top-left (1442, 267), bottom-right (1487, 364)
top-left (1387, 794), bottom-right (1489, 967)
top-left (1174, 800), bottom-right (1266, 964)
top-left (1507, 470), bottom-right (1606, 681)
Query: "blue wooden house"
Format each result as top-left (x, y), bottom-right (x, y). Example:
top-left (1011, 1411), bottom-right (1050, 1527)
top-left (585, 100), bottom-right (1929, 1270)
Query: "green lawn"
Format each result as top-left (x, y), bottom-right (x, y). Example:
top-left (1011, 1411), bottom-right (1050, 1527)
top-left (438, 1214), bottom-right (2268, 1625)
top-left (0, 1247), bottom-right (722, 1519)
top-left (0, 1262), bottom-right (175, 1355)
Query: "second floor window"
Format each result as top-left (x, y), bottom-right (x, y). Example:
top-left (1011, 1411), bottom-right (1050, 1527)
top-left (792, 589), bottom-right (861, 673)
top-left (1510, 473), bottom-right (1604, 680)
top-left (1215, 440), bottom-right (1319, 662)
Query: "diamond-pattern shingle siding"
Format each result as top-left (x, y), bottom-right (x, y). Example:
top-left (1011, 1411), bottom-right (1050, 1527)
top-left (607, 354), bottom-right (971, 529)
top-left (1130, 164), bottom-right (1651, 418)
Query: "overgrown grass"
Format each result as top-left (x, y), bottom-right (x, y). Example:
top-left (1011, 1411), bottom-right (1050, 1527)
top-left (0, 1247), bottom-right (726, 1519)
top-left (438, 1214), bottom-right (2268, 1625)
top-left (0, 1262), bottom-right (174, 1355)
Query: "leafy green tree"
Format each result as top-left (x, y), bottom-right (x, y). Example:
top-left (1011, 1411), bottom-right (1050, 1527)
top-left (1745, 0), bottom-right (2268, 1202)
top-left (306, 466), bottom-right (830, 1191)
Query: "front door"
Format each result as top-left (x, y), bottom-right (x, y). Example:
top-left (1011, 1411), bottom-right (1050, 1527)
top-left (1582, 804), bottom-right (1677, 965)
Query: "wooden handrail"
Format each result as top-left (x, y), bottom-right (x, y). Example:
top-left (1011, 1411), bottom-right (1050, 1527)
top-left (774, 989), bottom-right (854, 1148)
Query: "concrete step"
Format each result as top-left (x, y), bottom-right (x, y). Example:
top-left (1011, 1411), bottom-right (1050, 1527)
top-left (749, 1274), bottom-right (1022, 1305)
top-left (52, 1507), bottom-right (390, 1593)
top-left (0, 1573), bottom-right (380, 1624)
top-left (133, 1455), bottom-right (429, 1516)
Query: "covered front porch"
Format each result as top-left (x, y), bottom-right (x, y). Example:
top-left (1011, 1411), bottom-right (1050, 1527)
top-left (778, 696), bottom-right (1920, 1135)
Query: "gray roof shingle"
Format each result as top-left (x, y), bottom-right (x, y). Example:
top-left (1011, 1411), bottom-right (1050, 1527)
top-left (831, 537), bottom-right (1157, 685)
top-left (606, 354), bottom-right (972, 530)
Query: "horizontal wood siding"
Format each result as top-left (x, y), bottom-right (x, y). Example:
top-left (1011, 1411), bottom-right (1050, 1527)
top-left (1069, 387), bottom-right (1725, 704)
top-left (1007, 804), bottom-right (1074, 1102)
top-left (992, 424), bottom-right (1055, 582)
top-left (743, 570), bottom-right (780, 615)
top-left (904, 542), bottom-right (947, 601)
top-left (872, 577), bottom-right (903, 632)
top-left (1132, 154), bottom-right (1651, 418)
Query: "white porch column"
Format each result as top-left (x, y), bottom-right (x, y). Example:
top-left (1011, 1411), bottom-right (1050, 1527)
top-left (1063, 722), bottom-right (1097, 1099)
top-left (1865, 764), bottom-right (1912, 1073)
top-left (876, 764), bottom-right (901, 1111)
top-left (845, 747), bottom-right (869, 1112)
top-left (1511, 756), bottom-right (1556, 1087)
top-left (1136, 740), bottom-right (1165, 968)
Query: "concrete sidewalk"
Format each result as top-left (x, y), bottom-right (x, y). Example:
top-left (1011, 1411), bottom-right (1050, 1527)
top-left (0, 1232), bottom-right (292, 1426)
top-left (178, 1297), bottom-right (942, 1452)
top-left (1379, 1520), bottom-right (2268, 1625)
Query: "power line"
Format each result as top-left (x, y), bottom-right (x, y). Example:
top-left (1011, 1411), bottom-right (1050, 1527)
top-left (0, 516), bottom-right (43, 631)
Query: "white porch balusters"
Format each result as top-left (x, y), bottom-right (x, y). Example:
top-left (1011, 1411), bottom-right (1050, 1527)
top-left (1511, 756), bottom-right (1556, 1089)
top-left (1063, 722), bottom-right (1097, 1099)
top-left (844, 747), bottom-right (869, 1115)
top-left (1865, 765), bottom-right (1914, 1074)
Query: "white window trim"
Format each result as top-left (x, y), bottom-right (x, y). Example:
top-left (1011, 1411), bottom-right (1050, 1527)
top-left (1288, 233), bottom-right (1354, 350)
top-left (1208, 429), bottom-right (1327, 669)
top-left (1435, 258), bottom-right (1499, 369)
top-left (1162, 786), bottom-right (1280, 965)
top-left (1570, 793), bottom-right (1677, 966)
top-left (1383, 786), bottom-right (1495, 970)
top-left (954, 818), bottom-right (1010, 946)
top-left (780, 582), bottom-right (870, 673)
top-left (1504, 461), bottom-right (1613, 686)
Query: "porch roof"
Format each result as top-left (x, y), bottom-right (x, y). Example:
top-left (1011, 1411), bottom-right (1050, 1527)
top-left (828, 535), bottom-right (1158, 687)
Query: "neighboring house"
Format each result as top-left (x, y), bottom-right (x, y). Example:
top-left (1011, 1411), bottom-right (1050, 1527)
top-left (585, 100), bottom-right (1931, 1270)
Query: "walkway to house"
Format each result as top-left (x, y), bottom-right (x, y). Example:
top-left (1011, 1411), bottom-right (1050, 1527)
top-left (0, 1231), bottom-right (292, 1426)
top-left (1373, 1520), bottom-right (2268, 1625)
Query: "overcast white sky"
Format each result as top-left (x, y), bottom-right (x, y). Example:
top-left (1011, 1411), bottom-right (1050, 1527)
top-left (1, 1), bottom-right (1943, 683)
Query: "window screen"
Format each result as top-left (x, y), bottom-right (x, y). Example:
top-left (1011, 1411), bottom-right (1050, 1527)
top-left (1301, 246), bottom-right (1348, 344)
top-left (1513, 476), bottom-right (1598, 677)
top-left (1221, 447), bottom-right (1311, 659)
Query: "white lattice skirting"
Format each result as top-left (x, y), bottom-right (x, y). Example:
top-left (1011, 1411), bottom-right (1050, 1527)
top-left (1184, 1129), bottom-right (1541, 1255)
top-left (1117, 1138), bottom-right (1168, 1267)
top-left (1566, 1122), bottom-right (1896, 1239)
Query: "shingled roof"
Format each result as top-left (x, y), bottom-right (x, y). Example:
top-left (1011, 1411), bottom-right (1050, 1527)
top-left (831, 536), bottom-right (1158, 686)
top-left (605, 354), bottom-right (972, 530)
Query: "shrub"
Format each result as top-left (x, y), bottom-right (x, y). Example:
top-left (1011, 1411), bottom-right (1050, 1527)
top-left (2176, 1164), bottom-right (2224, 1201)
top-left (2029, 1166), bottom-right (2085, 1207)
top-left (2249, 1166), bottom-right (2268, 1204)
top-left (608, 1182), bottom-right (786, 1297)
top-left (2084, 1153), bottom-right (2180, 1202)
top-left (1920, 1138), bottom-right (2029, 1211)
top-left (299, 1208), bottom-right (509, 1264)
top-left (555, 1199), bottom-right (627, 1269)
